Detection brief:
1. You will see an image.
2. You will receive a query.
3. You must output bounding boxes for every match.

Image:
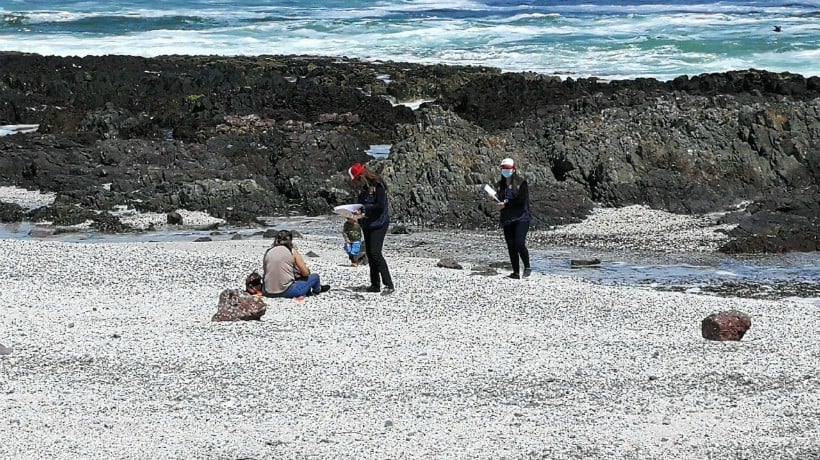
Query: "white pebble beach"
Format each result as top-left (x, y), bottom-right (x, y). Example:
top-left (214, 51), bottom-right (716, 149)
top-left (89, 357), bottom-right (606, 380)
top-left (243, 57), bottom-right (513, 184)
top-left (1, 207), bottom-right (818, 459)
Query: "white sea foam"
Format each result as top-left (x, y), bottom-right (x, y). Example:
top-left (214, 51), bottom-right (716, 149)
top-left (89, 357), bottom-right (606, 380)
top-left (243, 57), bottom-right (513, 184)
top-left (21, 11), bottom-right (87, 24)
top-left (394, 99), bottom-right (435, 110)
top-left (0, 1), bottom-right (818, 80)
top-left (371, 0), bottom-right (488, 13)
top-left (501, 13), bottom-right (561, 23)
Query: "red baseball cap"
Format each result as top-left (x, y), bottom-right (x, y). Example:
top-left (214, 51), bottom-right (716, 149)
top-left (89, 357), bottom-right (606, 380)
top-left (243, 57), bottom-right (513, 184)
top-left (348, 163), bottom-right (366, 180)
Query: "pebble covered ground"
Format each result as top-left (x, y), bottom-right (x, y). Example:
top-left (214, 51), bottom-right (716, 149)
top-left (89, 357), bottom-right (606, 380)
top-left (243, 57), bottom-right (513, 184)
top-left (0, 186), bottom-right (56, 210)
top-left (111, 206), bottom-right (226, 231)
top-left (1, 208), bottom-right (818, 459)
top-left (532, 205), bottom-right (736, 253)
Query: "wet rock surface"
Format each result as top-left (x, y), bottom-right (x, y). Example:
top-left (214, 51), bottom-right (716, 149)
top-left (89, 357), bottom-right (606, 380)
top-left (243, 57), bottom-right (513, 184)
top-left (718, 185), bottom-right (820, 253)
top-left (1, 53), bottom-right (818, 252)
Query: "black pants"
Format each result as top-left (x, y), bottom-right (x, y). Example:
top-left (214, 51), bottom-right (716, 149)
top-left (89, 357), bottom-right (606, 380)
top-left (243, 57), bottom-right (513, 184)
top-left (363, 224), bottom-right (393, 289)
top-left (503, 219), bottom-right (530, 274)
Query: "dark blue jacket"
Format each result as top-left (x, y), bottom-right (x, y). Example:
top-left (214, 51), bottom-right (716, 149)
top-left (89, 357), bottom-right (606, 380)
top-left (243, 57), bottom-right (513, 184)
top-left (357, 180), bottom-right (389, 230)
top-left (495, 177), bottom-right (531, 227)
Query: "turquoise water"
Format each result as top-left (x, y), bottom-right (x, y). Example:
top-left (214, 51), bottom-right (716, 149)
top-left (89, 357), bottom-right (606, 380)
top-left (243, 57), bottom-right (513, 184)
top-left (1, 0), bottom-right (819, 80)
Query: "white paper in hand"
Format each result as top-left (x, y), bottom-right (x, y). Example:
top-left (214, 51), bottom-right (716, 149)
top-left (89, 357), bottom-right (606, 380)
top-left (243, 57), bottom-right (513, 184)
top-left (484, 184), bottom-right (500, 202)
top-left (333, 204), bottom-right (364, 218)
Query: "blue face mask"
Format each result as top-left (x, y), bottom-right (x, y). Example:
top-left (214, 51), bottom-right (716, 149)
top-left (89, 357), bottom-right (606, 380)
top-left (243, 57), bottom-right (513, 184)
top-left (501, 169), bottom-right (514, 178)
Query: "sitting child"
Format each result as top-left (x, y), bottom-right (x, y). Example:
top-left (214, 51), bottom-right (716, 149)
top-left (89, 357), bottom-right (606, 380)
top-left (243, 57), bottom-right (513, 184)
top-left (343, 216), bottom-right (363, 267)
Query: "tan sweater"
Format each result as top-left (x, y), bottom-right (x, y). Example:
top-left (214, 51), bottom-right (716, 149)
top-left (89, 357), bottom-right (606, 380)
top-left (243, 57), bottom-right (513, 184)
top-left (262, 246), bottom-right (295, 295)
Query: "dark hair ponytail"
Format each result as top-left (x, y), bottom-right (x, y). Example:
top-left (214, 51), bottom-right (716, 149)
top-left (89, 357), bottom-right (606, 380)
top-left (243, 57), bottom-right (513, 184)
top-left (511, 173), bottom-right (524, 195)
top-left (274, 230), bottom-right (293, 250)
top-left (355, 168), bottom-right (387, 191)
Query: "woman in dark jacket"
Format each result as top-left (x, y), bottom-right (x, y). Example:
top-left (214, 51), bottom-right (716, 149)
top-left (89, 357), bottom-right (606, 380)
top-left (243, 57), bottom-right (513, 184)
top-left (348, 162), bottom-right (395, 295)
top-left (495, 157), bottom-right (532, 279)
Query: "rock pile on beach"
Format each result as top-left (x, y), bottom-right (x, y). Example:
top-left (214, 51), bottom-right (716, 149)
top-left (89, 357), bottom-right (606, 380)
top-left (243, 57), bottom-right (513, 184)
top-left (0, 53), bottom-right (819, 252)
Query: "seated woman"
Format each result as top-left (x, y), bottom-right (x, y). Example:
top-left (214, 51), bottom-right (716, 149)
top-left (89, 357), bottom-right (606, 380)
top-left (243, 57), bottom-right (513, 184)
top-left (262, 230), bottom-right (330, 298)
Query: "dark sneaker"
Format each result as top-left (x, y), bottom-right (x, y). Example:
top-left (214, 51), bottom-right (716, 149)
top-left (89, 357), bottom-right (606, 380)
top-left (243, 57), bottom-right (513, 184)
top-left (507, 273), bottom-right (520, 279)
top-left (366, 285), bottom-right (381, 293)
top-left (381, 286), bottom-right (395, 296)
top-left (320, 284), bottom-right (331, 293)
top-left (523, 268), bottom-right (532, 278)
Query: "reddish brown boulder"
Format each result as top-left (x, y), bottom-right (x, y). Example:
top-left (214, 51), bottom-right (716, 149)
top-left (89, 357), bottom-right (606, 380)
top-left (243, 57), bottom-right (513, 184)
top-left (701, 310), bottom-right (752, 341)
top-left (212, 289), bottom-right (266, 322)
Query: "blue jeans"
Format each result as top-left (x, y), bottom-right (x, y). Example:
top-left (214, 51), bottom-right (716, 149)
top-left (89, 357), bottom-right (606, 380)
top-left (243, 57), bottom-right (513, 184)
top-left (344, 241), bottom-right (362, 259)
top-left (280, 273), bottom-right (322, 298)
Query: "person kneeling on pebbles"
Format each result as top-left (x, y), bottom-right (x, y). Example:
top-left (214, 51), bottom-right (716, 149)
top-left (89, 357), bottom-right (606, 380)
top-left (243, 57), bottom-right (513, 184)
top-left (262, 230), bottom-right (330, 298)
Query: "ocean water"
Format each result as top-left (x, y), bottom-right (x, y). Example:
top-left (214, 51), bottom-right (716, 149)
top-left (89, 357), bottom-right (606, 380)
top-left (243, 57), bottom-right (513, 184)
top-left (1, 0), bottom-right (819, 81)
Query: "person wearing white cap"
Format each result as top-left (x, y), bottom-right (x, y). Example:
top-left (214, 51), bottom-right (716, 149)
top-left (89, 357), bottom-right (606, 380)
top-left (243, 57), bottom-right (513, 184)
top-left (494, 157), bottom-right (532, 279)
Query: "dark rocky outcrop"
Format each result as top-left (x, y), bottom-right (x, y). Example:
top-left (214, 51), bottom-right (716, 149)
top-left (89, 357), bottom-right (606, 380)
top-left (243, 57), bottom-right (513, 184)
top-left (570, 259), bottom-right (602, 269)
top-left (718, 185), bottom-right (820, 253)
top-left (0, 202), bottom-right (24, 222)
top-left (167, 211), bottom-right (183, 225)
top-left (1, 53), bottom-right (818, 251)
